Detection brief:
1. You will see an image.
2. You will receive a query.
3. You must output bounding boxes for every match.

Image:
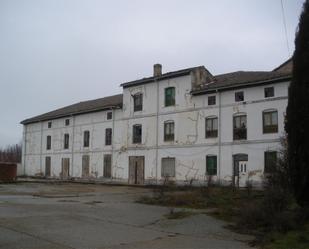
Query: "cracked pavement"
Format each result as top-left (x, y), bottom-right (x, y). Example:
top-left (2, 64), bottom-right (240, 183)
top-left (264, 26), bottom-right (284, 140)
top-left (0, 183), bottom-right (254, 249)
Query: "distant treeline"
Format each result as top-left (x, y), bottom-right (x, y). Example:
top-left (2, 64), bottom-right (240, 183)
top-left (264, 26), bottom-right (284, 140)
top-left (0, 144), bottom-right (22, 163)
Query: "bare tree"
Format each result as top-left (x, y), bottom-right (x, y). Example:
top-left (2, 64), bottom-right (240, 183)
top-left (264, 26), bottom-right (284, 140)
top-left (0, 143), bottom-right (22, 163)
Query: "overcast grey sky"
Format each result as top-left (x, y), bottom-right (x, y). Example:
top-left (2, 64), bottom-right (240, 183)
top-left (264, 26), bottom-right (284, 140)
top-left (0, 0), bottom-right (305, 147)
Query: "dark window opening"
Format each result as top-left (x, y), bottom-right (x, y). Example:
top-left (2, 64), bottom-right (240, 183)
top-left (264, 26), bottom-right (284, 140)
top-left (104, 154), bottom-right (112, 178)
top-left (107, 112), bottom-right (112, 120)
top-left (164, 121), bottom-right (174, 141)
top-left (235, 91), bottom-right (244, 102)
top-left (205, 117), bottom-right (218, 138)
top-left (48, 122), bottom-right (52, 128)
top-left (233, 115), bottom-right (247, 140)
top-left (105, 128), bottom-right (112, 145)
top-left (133, 93), bottom-right (143, 112)
top-left (65, 119), bottom-right (70, 126)
top-left (263, 110), bottom-right (278, 133)
top-left (264, 87), bottom-right (274, 98)
top-left (208, 96), bottom-right (216, 105)
top-left (84, 131), bottom-right (90, 147)
top-left (264, 151), bottom-right (277, 173)
top-left (64, 133), bottom-right (69, 149)
top-left (133, 125), bottom-right (142, 144)
top-left (46, 135), bottom-right (51, 150)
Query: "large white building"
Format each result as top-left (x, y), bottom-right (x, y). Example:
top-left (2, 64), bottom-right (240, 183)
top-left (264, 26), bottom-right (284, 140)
top-left (21, 59), bottom-right (292, 186)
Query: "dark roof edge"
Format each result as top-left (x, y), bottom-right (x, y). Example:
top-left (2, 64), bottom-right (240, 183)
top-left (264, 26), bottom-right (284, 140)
top-left (191, 75), bottom-right (292, 95)
top-left (120, 67), bottom-right (197, 88)
top-left (20, 105), bottom-right (122, 125)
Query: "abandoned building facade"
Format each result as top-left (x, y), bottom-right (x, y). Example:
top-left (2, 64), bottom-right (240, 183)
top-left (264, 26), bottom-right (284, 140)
top-left (21, 59), bottom-right (292, 186)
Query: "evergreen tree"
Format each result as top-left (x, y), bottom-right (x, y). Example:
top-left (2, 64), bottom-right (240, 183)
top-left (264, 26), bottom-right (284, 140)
top-left (286, 0), bottom-right (309, 207)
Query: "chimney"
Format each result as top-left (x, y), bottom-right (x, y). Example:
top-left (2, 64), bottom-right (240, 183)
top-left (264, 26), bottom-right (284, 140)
top-left (153, 64), bottom-right (162, 77)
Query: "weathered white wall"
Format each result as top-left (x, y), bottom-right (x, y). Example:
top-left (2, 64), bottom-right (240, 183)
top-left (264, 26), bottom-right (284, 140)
top-left (22, 74), bottom-right (289, 186)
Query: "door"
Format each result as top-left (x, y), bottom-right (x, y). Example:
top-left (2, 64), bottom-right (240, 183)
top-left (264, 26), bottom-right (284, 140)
top-left (104, 154), bottom-right (112, 178)
top-left (233, 154), bottom-right (248, 187)
top-left (45, 157), bottom-right (51, 177)
top-left (61, 158), bottom-right (70, 179)
top-left (82, 155), bottom-right (90, 178)
top-left (129, 156), bottom-right (144, 184)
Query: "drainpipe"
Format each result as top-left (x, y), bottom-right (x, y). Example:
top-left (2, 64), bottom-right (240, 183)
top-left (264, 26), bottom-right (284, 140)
top-left (71, 115), bottom-right (75, 177)
top-left (218, 90), bottom-right (222, 184)
top-left (111, 107), bottom-right (116, 179)
top-left (155, 79), bottom-right (159, 184)
top-left (23, 125), bottom-right (27, 175)
top-left (40, 122), bottom-right (43, 174)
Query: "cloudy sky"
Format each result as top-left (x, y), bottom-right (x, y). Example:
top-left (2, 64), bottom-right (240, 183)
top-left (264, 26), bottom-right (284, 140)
top-left (0, 0), bottom-right (305, 147)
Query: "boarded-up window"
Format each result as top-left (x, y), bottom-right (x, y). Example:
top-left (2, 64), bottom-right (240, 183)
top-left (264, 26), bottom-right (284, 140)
top-left (165, 87), bottom-right (175, 106)
top-left (133, 93), bottom-right (143, 112)
top-left (161, 158), bottom-right (175, 177)
top-left (64, 133), bottom-right (69, 149)
top-left (206, 155), bottom-right (217, 175)
top-left (45, 156), bottom-right (51, 177)
top-left (233, 115), bottom-right (247, 140)
top-left (133, 124), bottom-right (142, 144)
top-left (84, 130), bottom-right (90, 147)
top-left (264, 151), bottom-right (277, 173)
top-left (263, 110), bottom-right (278, 134)
top-left (61, 158), bottom-right (70, 178)
top-left (105, 128), bottom-right (112, 145)
top-left (206, 117), bottom-right (218, 138)
top-left (82, 155), bottom-right (90, 178)
top-left (46, 136), bottom-right (51, 150)
top-left (164, 121), bottom-right (174, 141)
top-left (104, 154), bottom-right (112, 178)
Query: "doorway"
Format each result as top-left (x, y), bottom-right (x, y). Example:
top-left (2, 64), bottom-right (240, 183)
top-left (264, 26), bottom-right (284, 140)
top-left (82, 155), bottom-right (90, 178)
top-left (61, 158), bottom-right (70, 179)
top-left (128, 156), bottom-right (144, 185)
top-left (233, 154), bottom-right (248, 187)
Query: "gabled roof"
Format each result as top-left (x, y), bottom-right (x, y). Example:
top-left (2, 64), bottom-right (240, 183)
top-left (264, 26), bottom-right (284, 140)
top-left (191, 59), bottom-right (292, 95)
top-left (21, 94), bottom-right (123, 125)
top-left (120, 66), bottom-right (202, 88)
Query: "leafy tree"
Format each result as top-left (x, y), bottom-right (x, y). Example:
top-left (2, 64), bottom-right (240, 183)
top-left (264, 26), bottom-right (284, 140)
top-left (286, 0), bottom-right (309, 207)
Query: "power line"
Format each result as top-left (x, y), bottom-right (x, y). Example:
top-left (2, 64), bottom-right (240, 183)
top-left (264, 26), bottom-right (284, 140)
top-left (280, 0), bottom-right (291, 56)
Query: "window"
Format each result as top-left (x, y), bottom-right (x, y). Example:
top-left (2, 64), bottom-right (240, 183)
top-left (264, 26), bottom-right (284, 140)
top-left (105, 128), bottom-right (112, 145)
top-left (208, 96), bottom-right (216, 105)
top-left (205, 117), bottom-right (218, 138)
top-left (165, 87), bottom-right (175, 107)
top-left (64, 133), bottom-right (69, 149)
top-left (46, 136), bottom-right (51, 150)
top-left (104, 154), bottom-right (112, 178)
top-left (206, 155), bottom-right (217, 175)
top-left (161, 158), bottom-right (175, 177)
top-left (164, 121), bottom-right (174, 141)
top-left (83, 130), bottom-right (90, 147)
top-left (263, 110), bottom-right (278, 133)
top-left (233, 114), bottom-right (247, 140)
top-left (65, 119), bottom-right (70, 126)
top-left (133, 93), bottom-right (143, 112)
top-left (107, 112), bottom-right (112, 120)
top-left (235, 91), bottom-right (244, 102)
top-left (264, 87), bottom-right (274, 98)
top-left (45, 156), bottom-right (51, 177)
top-left (48, 121), bottom-right (52, 128)
top-left (132, 124), bottom-right (142, 144)
top-left (264, 151), bottom-right (277, 173)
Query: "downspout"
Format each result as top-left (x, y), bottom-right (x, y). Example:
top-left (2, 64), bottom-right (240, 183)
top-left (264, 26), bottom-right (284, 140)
top-left (71, 115), bottom-right (75, 177)
top-left (218, 90), bottom-right (222, 184)
top-left (155, 79), bottom-right (159, 184)
top-left (40, 122), bottom-right (43, 174)
top-left (23, 125), bottom-right (27, 175)
top-left (111, 107), bottom-right (115, 179)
